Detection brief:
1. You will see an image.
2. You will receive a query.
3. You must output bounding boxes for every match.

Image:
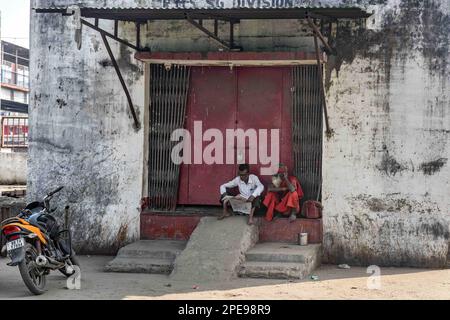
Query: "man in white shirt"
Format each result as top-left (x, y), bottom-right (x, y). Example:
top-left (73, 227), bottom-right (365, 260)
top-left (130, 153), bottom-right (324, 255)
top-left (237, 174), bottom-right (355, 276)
top-left (218, 164), bottom-right (264, 225)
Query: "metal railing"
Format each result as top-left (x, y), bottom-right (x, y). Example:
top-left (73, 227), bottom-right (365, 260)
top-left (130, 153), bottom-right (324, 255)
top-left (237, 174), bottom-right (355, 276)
top-left (1, 116), bottom-right (29, 148)
top-left (0, 69), bottom-right (29, 89)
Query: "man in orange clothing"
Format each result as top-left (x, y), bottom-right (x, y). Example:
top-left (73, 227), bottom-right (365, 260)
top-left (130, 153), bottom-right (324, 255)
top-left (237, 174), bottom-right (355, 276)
top-left (263, 164), bottom-right (304, 222)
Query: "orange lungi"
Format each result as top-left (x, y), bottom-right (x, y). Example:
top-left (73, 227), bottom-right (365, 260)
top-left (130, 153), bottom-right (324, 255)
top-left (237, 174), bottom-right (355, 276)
top-left (263, 190), bottom-right (300, 222)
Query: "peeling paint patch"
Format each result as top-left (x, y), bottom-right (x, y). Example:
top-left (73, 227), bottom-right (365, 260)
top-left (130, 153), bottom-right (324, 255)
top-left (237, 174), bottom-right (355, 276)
top-left (377, 152), bottom-right (406, 176)
top-left (34, 93), bottom-right (42, 102)
top-left (419, 158), bottom-right (448, 175)
top-left (118, 44), bottom-right (141, 78)
top-left (419, 222), bottom-right (450, 240)
top-left (366, 197), bottom-right (411, 213)
top-left (91, 38), bottom-right (100, 52)
top-left (56, 98), bottom-right (67, 109)
top-left (99, 59), bottom-right (113, 67)
top-left (116, 223), bottom-right (129, 251)
top-left (323, 212), bottom-right (449, 268)
top-left (32, 138), bottom-right (73, 154)
top-left (349, 194), bottom-right (440, 215)
top-left (325, 0), bottom-right (450, 91)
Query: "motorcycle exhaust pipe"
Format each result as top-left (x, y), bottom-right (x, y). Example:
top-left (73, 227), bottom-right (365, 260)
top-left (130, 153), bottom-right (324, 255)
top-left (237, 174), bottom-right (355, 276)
top-left (47, 256), bottom-right (65, 269)
top-left (35, 255), bottom-right (48, 267)
top-left (35, 255), bottom-right (65, 269)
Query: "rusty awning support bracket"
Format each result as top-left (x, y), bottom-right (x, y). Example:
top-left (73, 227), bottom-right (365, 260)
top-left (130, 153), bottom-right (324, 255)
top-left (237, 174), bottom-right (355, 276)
top-left (100, 32), bottom-right (141, 130)
top-left (34, 7), bottom-right (143, 130)
top-left (80, 18), bottom-right (140, 52)
top-left (79, 18), bottom-right (141, 130)
top-left (186, 16), bottom-right (230, 49)
top-left (308, 17), bottom-right (333, 138)
top-left (185, 14), bottom-right (242, 51)
top-left (307, 17), bottom-right (337, 56)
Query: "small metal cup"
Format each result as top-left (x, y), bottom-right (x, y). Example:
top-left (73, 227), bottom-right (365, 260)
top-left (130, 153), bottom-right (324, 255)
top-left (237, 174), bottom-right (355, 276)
top-left (298, 233), bottom-right (308, 246)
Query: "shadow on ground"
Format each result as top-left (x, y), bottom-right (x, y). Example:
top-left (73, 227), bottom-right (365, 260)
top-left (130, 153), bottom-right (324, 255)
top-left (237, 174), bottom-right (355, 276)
top-left (1, 256), bottom-right (449, 300)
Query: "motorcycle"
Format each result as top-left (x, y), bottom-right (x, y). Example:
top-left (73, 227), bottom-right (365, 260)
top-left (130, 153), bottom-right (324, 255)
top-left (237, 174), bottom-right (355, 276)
top-left (0, 186), bottom-right (80, 295)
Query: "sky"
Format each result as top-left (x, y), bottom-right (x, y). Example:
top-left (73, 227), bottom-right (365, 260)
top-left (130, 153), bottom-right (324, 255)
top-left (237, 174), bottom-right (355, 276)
top-left (0, 0), bottom-right (30, 48)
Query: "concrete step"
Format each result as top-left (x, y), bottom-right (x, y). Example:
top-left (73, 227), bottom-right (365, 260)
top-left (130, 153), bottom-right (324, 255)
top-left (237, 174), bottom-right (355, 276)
top-left (104, 257), bottom-right (173, 274)
top-left (115, 240), bottom-right (186, 260)
top-left (238, 261), bottom-right (311, 279)
top-left (245, 243), bottom-right (322, 264)
top-left (238, 242), bottom-right (322, 279)
top-left (104, 240), bottom-right (186, 274)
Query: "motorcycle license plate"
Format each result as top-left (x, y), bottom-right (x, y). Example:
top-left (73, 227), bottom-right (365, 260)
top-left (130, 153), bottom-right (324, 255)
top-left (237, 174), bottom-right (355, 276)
top-left (6, 238), bottom-right (25, 252)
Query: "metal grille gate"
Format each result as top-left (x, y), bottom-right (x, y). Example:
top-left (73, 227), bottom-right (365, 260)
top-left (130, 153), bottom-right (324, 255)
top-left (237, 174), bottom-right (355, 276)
top-left (292, 65), bottom-right (323, 204)
top-left (148, 65), bottom-right (191, 211)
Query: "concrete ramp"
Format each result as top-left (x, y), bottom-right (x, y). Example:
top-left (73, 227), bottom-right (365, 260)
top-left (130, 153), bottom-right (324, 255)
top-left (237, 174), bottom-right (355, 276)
top-left (170, 216), bottom-right (259, 282)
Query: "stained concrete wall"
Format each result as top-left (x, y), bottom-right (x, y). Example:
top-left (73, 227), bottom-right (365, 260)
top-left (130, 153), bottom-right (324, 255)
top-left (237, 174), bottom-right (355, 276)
top-left (322, 0), bottom-right (450, 268)
top-left (0, 151), bottom-right (27, 185)
top-left (30, 0), bottom-right (450, 264)
top-left (29, 9), bottom-right (146, 254)
top-left (141, 19), bottom-right (315, 52)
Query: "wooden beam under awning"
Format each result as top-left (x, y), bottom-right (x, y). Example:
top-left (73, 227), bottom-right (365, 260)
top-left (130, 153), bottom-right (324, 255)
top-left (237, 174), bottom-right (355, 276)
top-left (135, 51), bottom-right (327, 66)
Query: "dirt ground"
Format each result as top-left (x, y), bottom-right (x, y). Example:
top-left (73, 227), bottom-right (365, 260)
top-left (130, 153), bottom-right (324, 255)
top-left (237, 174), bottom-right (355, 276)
top-left (0, 256), bottom-right (449, 300)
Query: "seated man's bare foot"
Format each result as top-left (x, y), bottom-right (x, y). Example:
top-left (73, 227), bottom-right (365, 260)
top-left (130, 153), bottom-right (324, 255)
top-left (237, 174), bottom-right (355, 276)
top-left (289, 212), bottom-right (297, 223)
top-left (218, 212), bottom-right (231, 220)
top-left (247, 218), bottom-right (255, 225)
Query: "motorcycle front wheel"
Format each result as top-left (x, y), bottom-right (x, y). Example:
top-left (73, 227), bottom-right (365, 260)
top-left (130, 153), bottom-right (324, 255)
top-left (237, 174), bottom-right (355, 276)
top-left (18, 243), bottom-right (47, 295)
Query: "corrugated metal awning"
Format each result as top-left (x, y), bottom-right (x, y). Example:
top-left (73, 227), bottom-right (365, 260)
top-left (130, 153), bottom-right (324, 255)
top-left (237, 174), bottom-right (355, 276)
top-left (35, 8), bottom-right (371, 20)
top-left (33, 0), bottom-right (371, 21)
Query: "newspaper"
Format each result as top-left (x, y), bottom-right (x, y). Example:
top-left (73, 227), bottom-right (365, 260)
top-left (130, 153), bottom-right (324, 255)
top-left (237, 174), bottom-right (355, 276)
top-left (223, 195), bottom-right (252, 215)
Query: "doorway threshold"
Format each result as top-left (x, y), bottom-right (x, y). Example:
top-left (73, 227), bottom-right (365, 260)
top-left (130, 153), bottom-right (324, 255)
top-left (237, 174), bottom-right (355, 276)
top-left (142, 205), bottom-right (223, 216)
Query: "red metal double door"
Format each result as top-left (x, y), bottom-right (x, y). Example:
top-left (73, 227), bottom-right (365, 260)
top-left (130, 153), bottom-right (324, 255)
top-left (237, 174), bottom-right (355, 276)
top-left (178, 66), bottom-right (293, 205)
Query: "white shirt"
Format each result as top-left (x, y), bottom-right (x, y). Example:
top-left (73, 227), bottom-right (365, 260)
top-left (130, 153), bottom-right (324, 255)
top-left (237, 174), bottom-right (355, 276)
top-left (220, 174), bottom-right (265, 199)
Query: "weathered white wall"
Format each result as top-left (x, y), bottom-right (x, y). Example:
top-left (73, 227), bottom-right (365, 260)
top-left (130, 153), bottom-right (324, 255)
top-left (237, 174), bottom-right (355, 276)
top-left (322, 0), bottom-right (450, 267)
top-left (0, 151), bottom-right (27, 185)
top-left (30, 0), bottom-right (450, 264)
top-left (29, 10), bottom-right (146, 253)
